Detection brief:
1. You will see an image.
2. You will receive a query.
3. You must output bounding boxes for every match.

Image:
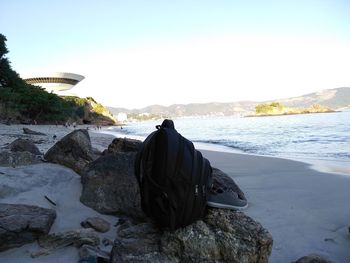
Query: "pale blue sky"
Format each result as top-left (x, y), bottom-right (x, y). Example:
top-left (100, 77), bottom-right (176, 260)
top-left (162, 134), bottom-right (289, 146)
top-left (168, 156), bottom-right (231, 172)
top-left (1, 0), bottom-right (350, 108)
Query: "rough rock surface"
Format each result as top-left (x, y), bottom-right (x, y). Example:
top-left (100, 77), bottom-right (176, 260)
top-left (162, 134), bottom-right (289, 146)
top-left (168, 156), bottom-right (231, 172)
top-left (110, 208), bottom-right (273, 263)
top-left (8, 138), bottom-right (41, 155)
top-left (0, 150), bottom-right (42, 167)
top-left (0, 203), bottom-right (56, 252)
top-left (30, 228), bottom-right (100, 258)
top-left (104, 137), bottom-right (142, 154)
top-left (81, 217), bottom-right (111, 233)
top-left (44, 129), bottom-right (94, 174)
top-left (38, 228), bottom-right (100, 249)
top-left (79, 244), bottom-right (110, 263)
top-left (80, 152), bottom-right (143, 218)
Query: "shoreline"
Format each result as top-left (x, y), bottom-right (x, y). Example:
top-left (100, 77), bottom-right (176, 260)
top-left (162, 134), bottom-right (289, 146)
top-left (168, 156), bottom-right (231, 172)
top-left (100, 126), bottom-right (350, 177)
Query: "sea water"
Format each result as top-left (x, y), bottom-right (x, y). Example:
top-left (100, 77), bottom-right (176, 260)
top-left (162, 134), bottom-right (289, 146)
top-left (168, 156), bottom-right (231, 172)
top-left (101, 111), bottom-right (350, 174)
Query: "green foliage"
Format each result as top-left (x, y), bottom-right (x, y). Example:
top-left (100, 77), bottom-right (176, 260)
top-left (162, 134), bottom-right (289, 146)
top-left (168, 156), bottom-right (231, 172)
top-left (93, 103), bottom-right (106, 114)
top-left (255, 102), bottom-right (285, 114)
top-left (0, 34), bottom-right (8, 59)
top-left (0, 34), bottom-right (78, 122)
top-left (0, 34), bottom-right (116, 124)
top-left (127, 112), bottom-right (164, 121)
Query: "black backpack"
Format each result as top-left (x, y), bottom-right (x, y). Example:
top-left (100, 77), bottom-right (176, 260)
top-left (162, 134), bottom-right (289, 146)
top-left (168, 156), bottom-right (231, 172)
top-left (134, 119), bottom-right (213, 230)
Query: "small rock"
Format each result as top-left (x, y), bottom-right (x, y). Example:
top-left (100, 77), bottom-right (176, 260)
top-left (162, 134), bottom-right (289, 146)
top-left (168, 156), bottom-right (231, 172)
top-left (81, 217), bottom-right (111, 233)
top-left (293, 254), bottom-right (333, 263)
top-left (23, 127), bottom-right (46, 135)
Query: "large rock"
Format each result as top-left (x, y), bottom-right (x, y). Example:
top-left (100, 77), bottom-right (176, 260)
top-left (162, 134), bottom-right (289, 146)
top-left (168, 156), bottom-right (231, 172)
top-left (104, 137), bottom-right (142, 154)
top-left (0, 203), bottom-right (56, 251)
top-left (110, 208), bottom-right (272, 263)
top-left (0, 150), bottom-right (42, 167)
top-left (80, 152), bottom-right (143, 218)
top-left (44, 129), bottom-right (94, 174)
top-left (8, 138), bottom-right (41, 155)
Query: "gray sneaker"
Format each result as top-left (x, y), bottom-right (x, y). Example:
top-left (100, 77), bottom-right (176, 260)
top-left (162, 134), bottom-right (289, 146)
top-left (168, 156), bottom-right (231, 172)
top-left (208, 168), bottom-right (248, 210)
top-left (207, 186), bottom-right (248, 210)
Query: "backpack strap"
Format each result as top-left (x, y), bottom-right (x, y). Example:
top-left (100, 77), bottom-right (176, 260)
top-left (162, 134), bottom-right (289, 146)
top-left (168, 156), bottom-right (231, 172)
top-left (134, 130), bottom-right (157, 186)
top-left (135, 119), bottom-right (175, 185)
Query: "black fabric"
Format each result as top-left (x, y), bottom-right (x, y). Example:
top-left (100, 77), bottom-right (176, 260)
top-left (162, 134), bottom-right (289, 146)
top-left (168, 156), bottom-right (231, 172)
top-left (134, 119), bottom-right (212, 230)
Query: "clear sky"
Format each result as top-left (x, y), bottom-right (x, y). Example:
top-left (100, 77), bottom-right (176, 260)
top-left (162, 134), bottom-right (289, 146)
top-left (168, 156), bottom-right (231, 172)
top-left (1, 0), bottom-right (350, 109)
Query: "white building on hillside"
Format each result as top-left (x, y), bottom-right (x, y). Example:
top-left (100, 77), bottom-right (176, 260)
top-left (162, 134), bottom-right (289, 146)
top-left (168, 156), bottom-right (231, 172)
top-left (23, 72), bottom-right (84, 95)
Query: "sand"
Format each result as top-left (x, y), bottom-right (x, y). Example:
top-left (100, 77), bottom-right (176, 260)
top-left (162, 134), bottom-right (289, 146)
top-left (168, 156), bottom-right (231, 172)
top-left (202, 150), bottom-right (350, 263)
top-left (1, 124), bottom-right (350, 263)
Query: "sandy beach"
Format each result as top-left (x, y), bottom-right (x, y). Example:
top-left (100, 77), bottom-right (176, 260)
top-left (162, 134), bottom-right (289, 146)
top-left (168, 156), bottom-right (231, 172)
top-left (202, 150), bottom-right (350, 263)
top-left (0, 124), bottom-right (350, 262)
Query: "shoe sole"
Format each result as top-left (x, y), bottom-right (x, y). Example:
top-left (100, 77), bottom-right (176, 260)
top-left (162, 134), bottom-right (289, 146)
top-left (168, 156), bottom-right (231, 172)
top-left (207, 201), bottom-right (248, 210)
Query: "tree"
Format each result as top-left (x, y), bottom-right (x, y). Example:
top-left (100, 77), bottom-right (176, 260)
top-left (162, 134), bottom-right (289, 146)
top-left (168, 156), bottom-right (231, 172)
top-left (0, 34), bottom-right (8, 59)
top-left (255, 102), bottom-right (285, 114)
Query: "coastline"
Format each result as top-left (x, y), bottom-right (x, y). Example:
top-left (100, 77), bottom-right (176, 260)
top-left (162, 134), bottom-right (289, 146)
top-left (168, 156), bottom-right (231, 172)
top-left (101, 125), bottom-right (350, 177)
top-left (245, 110), bottom-right (338, 118)
top-left (1, 124), bottom-right (350, 262)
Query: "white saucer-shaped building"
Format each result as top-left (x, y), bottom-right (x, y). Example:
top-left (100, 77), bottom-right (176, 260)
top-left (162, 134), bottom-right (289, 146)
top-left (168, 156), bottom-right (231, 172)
top-left (23, 72), bottom-right (84, 94)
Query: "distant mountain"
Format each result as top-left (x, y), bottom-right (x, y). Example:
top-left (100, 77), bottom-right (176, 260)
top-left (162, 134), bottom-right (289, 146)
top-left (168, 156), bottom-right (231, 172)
top-left (108, 87), bottom-right (350, 118)
top-left (276, 87), bottom-right (350, 110)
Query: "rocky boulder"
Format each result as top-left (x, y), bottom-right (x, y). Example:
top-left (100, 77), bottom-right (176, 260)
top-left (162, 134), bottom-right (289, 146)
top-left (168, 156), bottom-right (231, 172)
top-left (104, 137), bottom-right (142, 154)
top-left (8, 138), bottom-right (41, 155)
top-left (80, 152), bottom-right (143, 218)
top-left (0, 150), bottom-right (42, 167)
top-left (110, 208), bottom-right (273, 263)
top-left (44, 129), bottom-right (94, 174)
top-left (0, 203), bottom-right (56, 251)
